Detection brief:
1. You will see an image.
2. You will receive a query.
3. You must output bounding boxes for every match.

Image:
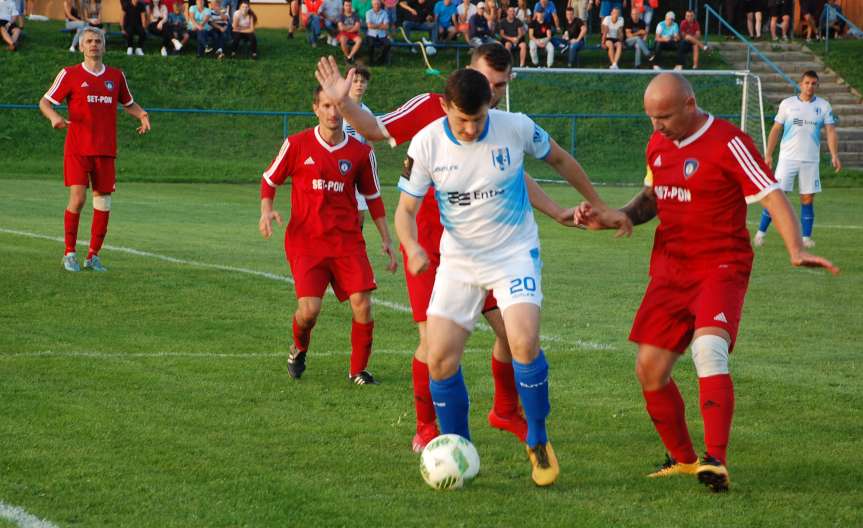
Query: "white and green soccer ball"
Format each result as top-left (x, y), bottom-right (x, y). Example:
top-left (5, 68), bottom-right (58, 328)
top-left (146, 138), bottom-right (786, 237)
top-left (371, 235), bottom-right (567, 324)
top-left (419, 434), bottom-right (480, 490)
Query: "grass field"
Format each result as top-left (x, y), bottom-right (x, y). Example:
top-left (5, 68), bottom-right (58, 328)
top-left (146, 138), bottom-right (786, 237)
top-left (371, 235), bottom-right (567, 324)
top-left (1, 178), bottom-right (861, 527)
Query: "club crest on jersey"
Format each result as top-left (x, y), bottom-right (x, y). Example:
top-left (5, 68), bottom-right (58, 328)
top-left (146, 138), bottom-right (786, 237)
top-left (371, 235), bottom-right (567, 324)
top-left (104, 80), bottom-right (114, 92)
top-left (338, 159), bottom-right (352, 175)
top-left (492, 147), bottom-right (511, 171)
top-left (683, 158), bottom-right (699, 179)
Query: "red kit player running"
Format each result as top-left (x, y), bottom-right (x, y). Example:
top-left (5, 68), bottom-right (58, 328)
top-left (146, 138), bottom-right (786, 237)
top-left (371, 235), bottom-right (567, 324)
top-left (40, 26), bottom-right (151, 273)
top-left (577, 73), bottom-right (838, 492)
top-left (258, 85), bottom-right (398, 385)
top-left (316, 44), bottom-right (583, 451)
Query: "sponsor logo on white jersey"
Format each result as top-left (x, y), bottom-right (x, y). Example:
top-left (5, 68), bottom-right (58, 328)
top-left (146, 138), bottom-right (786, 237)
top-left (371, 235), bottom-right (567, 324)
top-left (304, 156), bottom-right (315, 165)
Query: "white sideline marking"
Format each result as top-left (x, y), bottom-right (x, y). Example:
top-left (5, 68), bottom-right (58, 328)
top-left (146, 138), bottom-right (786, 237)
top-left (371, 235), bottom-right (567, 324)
top-left (0, 228), bottom-right (613, 351)
top-left (0, 501), bottom-right (59, 528)
top-left (746, 220), bottom-right (863, 230)
top-left (1, 349), bottom-right (422, 360)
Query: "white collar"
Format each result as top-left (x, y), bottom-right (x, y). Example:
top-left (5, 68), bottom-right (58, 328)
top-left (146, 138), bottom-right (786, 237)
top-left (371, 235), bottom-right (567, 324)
top-left (81, 62), bottom-right (106, 77)
top-left (674, 113), bottom-right (714, 148)
top-left (314, 125), bottom-right (349, 152)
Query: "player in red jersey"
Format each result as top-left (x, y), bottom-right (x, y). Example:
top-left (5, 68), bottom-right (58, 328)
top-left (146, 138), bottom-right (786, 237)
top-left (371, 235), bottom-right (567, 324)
top-left (39, 27), bottom-right (150, 273)
top-left (259, 85), bottom-right (398, 385)
top-left (577, 73), bottom-right (838, 492)
top-left (316, 44), bottom-right (585, 451)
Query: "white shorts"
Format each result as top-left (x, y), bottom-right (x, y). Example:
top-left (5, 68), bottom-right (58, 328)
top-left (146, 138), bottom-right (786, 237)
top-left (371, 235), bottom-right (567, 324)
top-left (355, 189), bottom-right (369, 211)
top-left (426, 248), bottom-right (543, 331)
top-left (775, 158), bottom-right (821, 194)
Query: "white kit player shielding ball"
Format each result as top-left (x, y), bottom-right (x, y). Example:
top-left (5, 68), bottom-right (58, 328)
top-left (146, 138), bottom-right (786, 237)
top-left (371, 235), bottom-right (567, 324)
top-left (755, 70), bottom-right (841, 249)
top-left (395, 69), bottom-right (631, 487)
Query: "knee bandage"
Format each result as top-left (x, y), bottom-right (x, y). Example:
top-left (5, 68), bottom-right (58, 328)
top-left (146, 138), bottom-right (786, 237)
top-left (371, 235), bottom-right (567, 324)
top-left (691, 334), bottom-right (729, 377)
top-left (93, 195), bottom-right (112, 212)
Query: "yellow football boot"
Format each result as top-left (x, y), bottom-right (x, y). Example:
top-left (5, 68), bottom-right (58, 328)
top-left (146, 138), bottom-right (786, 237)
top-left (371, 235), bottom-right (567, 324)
top-left (526, 441), bottom-right (559, 487)
top-left (647, 454), bottom-right (700, 478)
top-left (696, 454), bottom-right (730, 492)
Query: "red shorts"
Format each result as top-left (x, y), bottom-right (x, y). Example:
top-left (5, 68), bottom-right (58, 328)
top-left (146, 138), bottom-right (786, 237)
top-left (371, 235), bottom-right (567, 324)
top-left (629, 265), bottom-right (751, 354)
top-left (288, 252), bottom-right (376, 302)
top-left (64, 154), bottom-right (116, 193)
top-left (399, 244), bottom-right (497, 322)
top-left (338, 31), bottom-right (359, 42)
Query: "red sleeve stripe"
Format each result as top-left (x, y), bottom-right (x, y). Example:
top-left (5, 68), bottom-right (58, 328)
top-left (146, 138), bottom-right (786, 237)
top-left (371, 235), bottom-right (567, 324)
top-left (728, 136), bottom-right (772, 189)
top-left (120, 70), bottom-right (135, 107)
top-left (379, 93), bottom-right (432, 126)
top-left (262, 137), bottom-right (291, 185)
top-left (43, 69), bottom-right (67, 105)
top-left (361, 149), bottom-right (382, 200)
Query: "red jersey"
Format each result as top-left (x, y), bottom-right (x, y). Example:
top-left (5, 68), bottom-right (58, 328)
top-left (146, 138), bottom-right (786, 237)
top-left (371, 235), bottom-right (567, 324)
top-left (262, 126), bottom-right (381, 258)
top-left (44, 63), bottom-right (135, 158)
top-left (644, 115), bottom-right (778, 275)
top-left (680, 18), bottom-right (701, 37)
top-left (378, 92), bottom-right (446, 254)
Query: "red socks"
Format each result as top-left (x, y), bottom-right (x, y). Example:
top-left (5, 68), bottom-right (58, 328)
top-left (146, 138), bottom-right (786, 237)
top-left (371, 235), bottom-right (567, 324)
top-left (349, 320), bottom-right (374, 376)
top-left (699, 374), bottom-right (735, 465)
top-left (412, 357), bottom-right (436, 427)
top-left (491, 356), bottom-right (519, 417)
top-left (292, 316), bottom-right (312, 351)
top-left (88, 209), bottom-right (110, 258)
top-left (643, 379), bottom-right (698, 464)
top-left (64, 209), bottom-right (80, 255)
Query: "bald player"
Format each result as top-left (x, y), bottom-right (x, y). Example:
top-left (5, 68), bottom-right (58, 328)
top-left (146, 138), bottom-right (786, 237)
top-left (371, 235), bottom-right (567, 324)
top-left (577, 73), bottom-right (838, 492)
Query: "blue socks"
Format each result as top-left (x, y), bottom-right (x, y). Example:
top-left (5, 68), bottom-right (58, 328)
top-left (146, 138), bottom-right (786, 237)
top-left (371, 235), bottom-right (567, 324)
top-left (429, 367), bottom-right (471, 441)
top-left (513, 350), bottom-right (550, 448)
top-left (801, 203), bottom-right (814, 238)
top-left (758, 209), bottom-right (772, 233)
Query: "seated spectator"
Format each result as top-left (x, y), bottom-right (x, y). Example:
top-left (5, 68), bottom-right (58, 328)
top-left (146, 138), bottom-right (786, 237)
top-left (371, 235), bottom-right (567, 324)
top-left (64, 0), bottom-right (87, 52)
top-left (189, 0), bottom-right (214, 57)
top-left (433, 0), bottom-right (458, 41)
top-left (383, 0), bottom-right (397, 30)
top-left (468, 2), bottom-right (494, 46)
top-left (624, 6), bottom-right (652, 68)
top-left (209, 0), bottom-right (229, 57)
top-left (561, 6), bottom-right (586, 67)
top-left (820, 0), bottom-right (847, 38)
top-left (321, 0), bottom-right (343, 45)
top-left (601, 6), bottom-right (623, 69)
top-left (231, 0), bottom-right (256, 57)
top-left (678, 9), bottom-right (706, 69)
top-left (121, 0), bottom-right (147, 55)
top-left (651, 10), bottom-right (681, 70)
top-left (147, 0), bottom-right (172, 56)
top-left (499, 6), bottom-right (526, 67)
top-left (353, 0), bottom-right (372, 28)
top-left (305, 0), bottom-right (324, 47)
top-left (0, 0), bottom-right (22, 51)
top-left (166, 0), bottom-right (190, 53)
top-left (365, 0), bottom-right (391, 64)
top-left (286, 0), bottom-right (299, 38)
top-left (533, 0), bottom-right (559, 32)
top-left (483, 0), bottom-right (499, 23)
top-left (399, 0), bottom-right (434, 40)
top-left (515, 0), bottom-right (531, 24)
top-left (528, 8), bottom-right (553, 67)
top-left (455, 0), bottom-right (475, 43)
top-left (82, 0), bottom-right (102, 29)
top-left (338, 0), bottom-right (362, 63)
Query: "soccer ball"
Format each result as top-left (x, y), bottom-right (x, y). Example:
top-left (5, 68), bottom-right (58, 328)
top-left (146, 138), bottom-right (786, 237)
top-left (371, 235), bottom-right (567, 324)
top-left (419, 434), bottom-right (480, 490)
top-left (425, 45), bottom-right (437, 57)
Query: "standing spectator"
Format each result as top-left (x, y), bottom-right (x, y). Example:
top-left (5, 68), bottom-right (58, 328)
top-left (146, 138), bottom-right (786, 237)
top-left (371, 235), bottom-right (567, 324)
top-left (64, 0), bottom-right (87, 52)
top-left (305, 0), bottom-right (325, 47)
top-left (147, 0), bottom-right (172, 56)
top-left (468, 2), bottom-right (494, 46)
top-left (366, 0), bottom-right (391, 64)
top-left (209, 0), bottom-right (229, 58)
top-left (799, 0), bottom-right (819, 42)
top-left (189, 0), bottom-right (214, 57)
top-left (433, 0), bottom-right (458, 41)
top-left (321, 0), bottom-right (343, 45)
top-left (499, 5), bottom-right (527, 66)
top-left (400, 0), bottom-right (435, 40)
top-left (569, 0), bottom-right (590, 21)
top-left (651, 10), bottom-right (680, 70)
top-left (0, 0), bottom-right (22, 50)
top-left (820, 0), bottom-right (846, 39)
top-left (353, 0), bottom-right (372, 26)
top-left (679, 9), bottom-right (707, 69)
top-left (625, 6), bottom-right (652, 68)
top-left (231, 0), bottom-right (257, 57)
top-left (724, 0), bottom-right (739, 34)
top-left (338, 0), bottom-right (362, 63)
top-left (562, 6), bottom-right (586, 67)
top-left (533, 0), bottom-right (559, 32)
top-left (121, 0), bottom-right (147, 56)
top-left (597, 0), bottom-right (623, 19)
top-left (767, 0), bottom-right (791, 41)
top-left (744, 0), bottom-right (764, 39)
top-left (286, 0), bottom-right (300, 38)
top-left (455, 0), bottom-right (476, 43)
top-left (528, 8), bottom-right (553, 67)
top-left (166, 0), bottom-right (189, 53)
top-left (515, 0), bottom-right (531, 24)
top-left (601, 6), bottom-right (623, 69)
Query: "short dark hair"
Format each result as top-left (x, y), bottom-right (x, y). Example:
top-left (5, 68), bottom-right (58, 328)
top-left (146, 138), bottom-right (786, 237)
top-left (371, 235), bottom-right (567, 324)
top-left (444, 69), bottom-right (491, 115)
top-left (802, 70), bottom-right (819, 81)
top-left (354, 65), bottom-right (371, 81)
top-left (313, 84), bottom-right (324, 104)
top-left (470, 42), bottom-right (512, 73)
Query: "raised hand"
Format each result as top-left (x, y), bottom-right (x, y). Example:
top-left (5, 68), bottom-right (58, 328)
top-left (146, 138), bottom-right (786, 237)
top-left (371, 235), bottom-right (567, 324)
top-left (314, 56), bottom-right (354, 104)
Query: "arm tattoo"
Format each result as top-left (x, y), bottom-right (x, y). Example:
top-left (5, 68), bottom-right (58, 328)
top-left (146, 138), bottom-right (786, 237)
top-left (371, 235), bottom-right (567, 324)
top-left (620, 187), bottom-right (657, 226)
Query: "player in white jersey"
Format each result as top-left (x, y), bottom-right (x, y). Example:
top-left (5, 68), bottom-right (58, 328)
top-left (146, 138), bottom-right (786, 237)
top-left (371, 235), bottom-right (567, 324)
top-left (395, 69), bottom-right (631, 487)
top-left (755, 70), bottom-right (841, 249)
top-left (344, 65), bottom-right (373, 221)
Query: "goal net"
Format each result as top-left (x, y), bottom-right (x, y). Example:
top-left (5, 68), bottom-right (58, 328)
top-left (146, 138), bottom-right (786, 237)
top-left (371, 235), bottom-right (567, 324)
top-left (504, 68), bottom-right (766, 185)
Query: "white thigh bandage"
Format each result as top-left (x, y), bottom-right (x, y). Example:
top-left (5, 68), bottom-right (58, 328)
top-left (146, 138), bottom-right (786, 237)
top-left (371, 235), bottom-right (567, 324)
top-left (93, 195), bottom-right (112, 212)
top-left (691, 334), bottom-right (729, 377)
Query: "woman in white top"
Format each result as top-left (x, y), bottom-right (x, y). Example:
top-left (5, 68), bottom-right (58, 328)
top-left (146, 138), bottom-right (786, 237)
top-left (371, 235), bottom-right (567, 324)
top-left (601, 6), bottom-right (624, 69)
top-left (147, 0), bottom-right (171, 56)
top-left (230, 0), bottom-right (257, 58)
top-left (515, 0), bottom-right (531, 25)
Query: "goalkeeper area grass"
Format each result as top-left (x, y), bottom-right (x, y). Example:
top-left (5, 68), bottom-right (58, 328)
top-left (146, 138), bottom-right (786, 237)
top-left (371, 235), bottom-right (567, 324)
top-left (1, 178), bottom-right (861, 527)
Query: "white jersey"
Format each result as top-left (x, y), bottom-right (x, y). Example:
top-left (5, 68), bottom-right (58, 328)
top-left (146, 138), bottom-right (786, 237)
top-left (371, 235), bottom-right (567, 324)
top-left (400, 109), bottom-right (551, 262)
top-left (344, 102), bottom-right (372, 210)
top-left (775, 95), bottom-right (836, 162)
